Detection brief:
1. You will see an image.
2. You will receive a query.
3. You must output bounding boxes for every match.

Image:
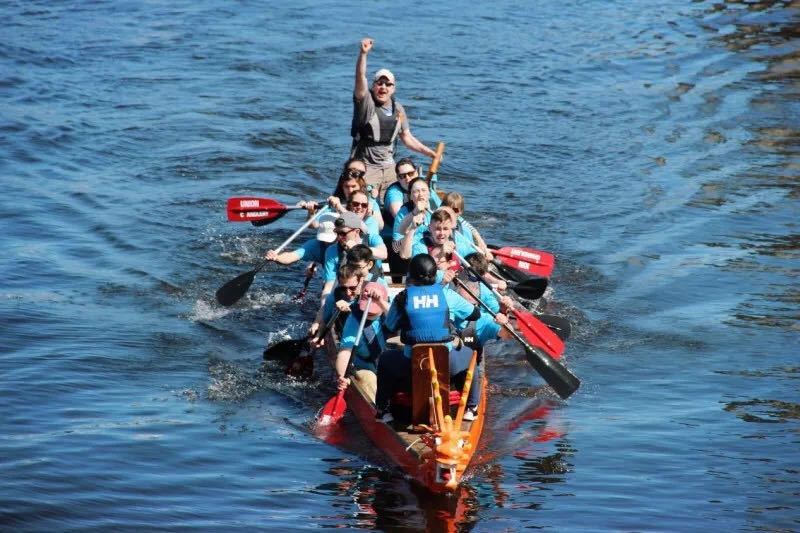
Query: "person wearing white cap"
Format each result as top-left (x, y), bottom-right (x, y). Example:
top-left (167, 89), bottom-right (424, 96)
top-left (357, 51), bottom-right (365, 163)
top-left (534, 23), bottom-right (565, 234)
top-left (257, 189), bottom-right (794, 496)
top-left (352, 38), bottom-right (437, 200)
top-left (264, 212), bottom-right (338, 265)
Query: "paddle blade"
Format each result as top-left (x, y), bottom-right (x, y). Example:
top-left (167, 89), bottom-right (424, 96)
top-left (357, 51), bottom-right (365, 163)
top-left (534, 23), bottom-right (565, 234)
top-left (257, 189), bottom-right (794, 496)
top-left (537, 314), bottom-right (572, 341)
top-left (522, 343), bottom-right (580, 399)
top-left (490, 260), bottom-right (531, 284)
top-left (215, 269), bottom-right (257, 306)
top-left (494, 252), bottom-right (554, 278)
top-left (511, 278), bottom-right (548, 300)
top-left (513, 309), bottom-right (565, 360)
top-left (226, 197), bottom-right (289, 224)
top-left (317, 391), bottom-right (347, 426)
top-left (262, 338), bottom-right (307, 362)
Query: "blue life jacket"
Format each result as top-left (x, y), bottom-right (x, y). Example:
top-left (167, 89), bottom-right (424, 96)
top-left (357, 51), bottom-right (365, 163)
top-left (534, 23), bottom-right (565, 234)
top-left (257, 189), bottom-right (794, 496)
top-left (401, 284), bottom-right (451, 345)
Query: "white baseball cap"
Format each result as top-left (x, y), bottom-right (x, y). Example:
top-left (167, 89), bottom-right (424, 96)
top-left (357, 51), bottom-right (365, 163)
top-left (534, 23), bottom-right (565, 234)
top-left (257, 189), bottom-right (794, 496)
top-left (316, 213), bottom-right (338, 243)
top-left (373, 69), bottom-right (395, 84)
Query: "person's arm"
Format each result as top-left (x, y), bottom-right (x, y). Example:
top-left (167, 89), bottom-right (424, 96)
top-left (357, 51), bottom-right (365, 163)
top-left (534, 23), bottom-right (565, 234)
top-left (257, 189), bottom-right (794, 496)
top-left (335, 347), bottom-right (353, 390)
top-left (369, 199), bottom-right (384, 230)
top-left (265, 249), bottom-right (301, 265)
top-left (369, 233), bottom-right (388, 260)
top-left (399, 221), bottom-right (419, 260)
top-left (399, 129), bottom-right (436, 158)
top-left (355, 38), bottom-right (373, 101)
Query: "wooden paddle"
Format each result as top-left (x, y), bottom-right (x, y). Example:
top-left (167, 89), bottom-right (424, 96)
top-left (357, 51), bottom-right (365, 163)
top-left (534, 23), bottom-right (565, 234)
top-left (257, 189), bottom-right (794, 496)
top-left (317, 295), bottom-right (372, 426)
top-left (452, 277), bottom-right (580, 400)
top-left (215, 207), bottom-right (330, 307)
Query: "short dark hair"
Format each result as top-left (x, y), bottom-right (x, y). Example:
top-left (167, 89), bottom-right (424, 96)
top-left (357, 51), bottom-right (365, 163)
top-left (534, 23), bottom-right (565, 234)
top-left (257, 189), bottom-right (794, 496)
top-left (464, 252), bottom-right (489, 275)
top-left (395, 157), bottom-right (416, 175)
top-left (346, 244), bottom-right (373, 264)
top-left (337, 262), bottom-right (363, 281)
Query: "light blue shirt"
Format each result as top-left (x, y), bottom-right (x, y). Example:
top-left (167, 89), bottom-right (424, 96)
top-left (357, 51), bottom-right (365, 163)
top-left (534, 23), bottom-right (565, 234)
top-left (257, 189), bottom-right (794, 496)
top-left (322, 233), bottom-right (385, 282)
top-left (292, 238), bottom-right (330, 264)
top-left (340, 313), bottom-right (386, 372)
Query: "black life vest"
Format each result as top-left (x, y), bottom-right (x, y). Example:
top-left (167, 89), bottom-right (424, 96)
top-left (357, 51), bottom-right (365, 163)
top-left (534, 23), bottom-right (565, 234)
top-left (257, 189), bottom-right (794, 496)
top-left (350, 97), bottom-right (402, 155)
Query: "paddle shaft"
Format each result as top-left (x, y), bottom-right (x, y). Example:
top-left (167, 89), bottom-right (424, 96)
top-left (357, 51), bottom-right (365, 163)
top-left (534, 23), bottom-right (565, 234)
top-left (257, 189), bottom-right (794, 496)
top-left (455, 252), bottom-right (559, 353)
top-left (452, 277), bottom-right (579, 399)
top-left (252, 207), bottom-right (331, 274)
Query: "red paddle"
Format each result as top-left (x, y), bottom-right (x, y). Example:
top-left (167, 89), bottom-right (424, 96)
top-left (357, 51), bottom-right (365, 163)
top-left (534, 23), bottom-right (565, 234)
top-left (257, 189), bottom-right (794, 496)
top-left (225, 197), bottom-right (320, 225)
top-left (491, 246), bottom-right (555, 278)
top-left (511, 308), bottom-right (565, 360)
top-left (317, 295), bottom-right (373, 426)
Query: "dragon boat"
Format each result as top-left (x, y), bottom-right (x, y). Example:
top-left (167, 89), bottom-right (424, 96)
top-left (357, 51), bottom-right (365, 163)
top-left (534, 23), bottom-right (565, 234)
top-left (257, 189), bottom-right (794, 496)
top-left (323, 319), bottom-right (487, 494)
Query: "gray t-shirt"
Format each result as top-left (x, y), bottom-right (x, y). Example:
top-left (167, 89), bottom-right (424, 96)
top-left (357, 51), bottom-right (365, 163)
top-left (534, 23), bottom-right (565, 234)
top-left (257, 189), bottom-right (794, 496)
top-left (351, 93), bottom-right (410, 168)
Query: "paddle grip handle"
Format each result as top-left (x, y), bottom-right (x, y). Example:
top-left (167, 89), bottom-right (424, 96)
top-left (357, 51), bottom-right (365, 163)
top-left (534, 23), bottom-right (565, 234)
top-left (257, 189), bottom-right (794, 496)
top-left (426, 142), bottom-right (445, 181)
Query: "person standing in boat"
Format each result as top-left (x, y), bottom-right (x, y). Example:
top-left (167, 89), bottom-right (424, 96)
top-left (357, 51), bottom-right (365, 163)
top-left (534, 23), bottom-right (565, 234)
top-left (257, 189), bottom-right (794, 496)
top-left (375, 254), bottom-right (508, 423)
top-left (333, 282), bottom-right (390, 402)
top-left (352, 38), bottom-right (437, 199)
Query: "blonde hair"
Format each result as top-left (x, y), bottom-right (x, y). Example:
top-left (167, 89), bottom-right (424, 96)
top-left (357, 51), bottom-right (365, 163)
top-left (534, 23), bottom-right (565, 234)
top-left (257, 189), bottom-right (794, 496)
top-left (443, 191), bottom-right (464, 214)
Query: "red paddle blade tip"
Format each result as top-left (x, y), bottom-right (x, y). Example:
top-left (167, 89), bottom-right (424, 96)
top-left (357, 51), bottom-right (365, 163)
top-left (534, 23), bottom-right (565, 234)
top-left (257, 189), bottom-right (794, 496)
top-left (317, 393), bottom-right (346, 427)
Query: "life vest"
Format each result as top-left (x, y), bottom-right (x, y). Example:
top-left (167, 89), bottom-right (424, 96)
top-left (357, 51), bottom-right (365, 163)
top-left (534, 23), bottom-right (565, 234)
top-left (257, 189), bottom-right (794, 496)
top-left (400, 284), bottom-right (452, 345)
top-left (348, 305), bottom-right (384, 366)
top-left (350, 97), bottom-right (402, 156)
top-left (423, 232), bottom-right (461, 273)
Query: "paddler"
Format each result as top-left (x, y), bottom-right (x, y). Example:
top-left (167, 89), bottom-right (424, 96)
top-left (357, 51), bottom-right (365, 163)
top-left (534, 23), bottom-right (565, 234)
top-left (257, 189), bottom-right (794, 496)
top-left (374, 254), bottom-right (509, 423)
top-left (326, 158), bottom-right (384, 231)
top-left (333, 282), bottom-right (390, 402)
top-left (382, 159), bottom-right (442, 280)
top-left (441, 191), bottom-right (492, 256)
top-left (319, 211), bottom-right (387, 302)
top-left (352, 38), bottom-right (437, 199)
top-left (398, 207), bottom-right (474, 270)
top-left (308, 262), bottom-right (365, 343)
top-left (453, 253), bottom-right (515, 387)
top-left (391, 178), bottom-right (438, 248)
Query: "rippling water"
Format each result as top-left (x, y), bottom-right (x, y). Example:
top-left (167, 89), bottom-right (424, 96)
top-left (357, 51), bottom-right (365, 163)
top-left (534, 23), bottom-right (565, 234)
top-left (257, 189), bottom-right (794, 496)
top-left (2, 0), bottom-right (798, 530)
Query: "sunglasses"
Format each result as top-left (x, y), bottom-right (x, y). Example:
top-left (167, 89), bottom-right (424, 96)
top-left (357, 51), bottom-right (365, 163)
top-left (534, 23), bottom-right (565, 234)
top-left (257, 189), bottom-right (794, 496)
top-left (345, 169), bottom-right (365, 178)
top-left (340, 284), bottom-right (359, 291)
top-left (398, 170), bottom-right (416, 179)
top-left (336, 228), bottom-right (357, 236)
top-left (349, 201), bottom-right (369, 209)
top-left (375, 80), bottom-right (394, 87)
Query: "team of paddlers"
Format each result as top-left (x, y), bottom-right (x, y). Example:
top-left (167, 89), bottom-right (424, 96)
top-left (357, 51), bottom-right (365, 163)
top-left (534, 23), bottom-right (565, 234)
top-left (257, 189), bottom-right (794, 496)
top-left (218, 38), bottom-right (579, 430)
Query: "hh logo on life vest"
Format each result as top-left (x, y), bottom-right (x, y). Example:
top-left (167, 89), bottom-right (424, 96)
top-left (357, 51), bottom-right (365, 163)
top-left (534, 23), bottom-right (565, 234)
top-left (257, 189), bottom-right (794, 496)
top-left (412, 294), bottom-right (439, 309)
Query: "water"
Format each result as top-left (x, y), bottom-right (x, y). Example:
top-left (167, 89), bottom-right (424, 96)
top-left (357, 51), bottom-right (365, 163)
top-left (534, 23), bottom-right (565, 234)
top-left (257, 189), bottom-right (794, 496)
top-left (2, 0), bottom-right (798, 530)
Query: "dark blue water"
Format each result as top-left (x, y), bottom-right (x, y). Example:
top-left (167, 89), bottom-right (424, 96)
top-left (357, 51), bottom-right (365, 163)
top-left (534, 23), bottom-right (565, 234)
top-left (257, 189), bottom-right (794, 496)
top-left (2, 1), bottom-right (798, 530)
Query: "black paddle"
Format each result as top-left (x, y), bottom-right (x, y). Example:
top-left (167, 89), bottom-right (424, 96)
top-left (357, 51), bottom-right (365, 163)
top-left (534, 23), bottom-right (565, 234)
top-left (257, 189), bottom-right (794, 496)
top-left (263, 308), bottom-right (343, 363)
top-left (215, 207), bottom-right (331, 307)
top-left (535, 314), bottom-right (572, 342)
top-left (453, 277), bottom-right (580, 399)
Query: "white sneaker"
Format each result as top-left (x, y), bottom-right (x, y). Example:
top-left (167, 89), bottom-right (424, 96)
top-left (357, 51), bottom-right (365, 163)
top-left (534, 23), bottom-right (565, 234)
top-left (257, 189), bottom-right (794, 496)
top-left (463, 408), bottom-right (477, 422)
top-left (375, 410), bottom-right (394, 424)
